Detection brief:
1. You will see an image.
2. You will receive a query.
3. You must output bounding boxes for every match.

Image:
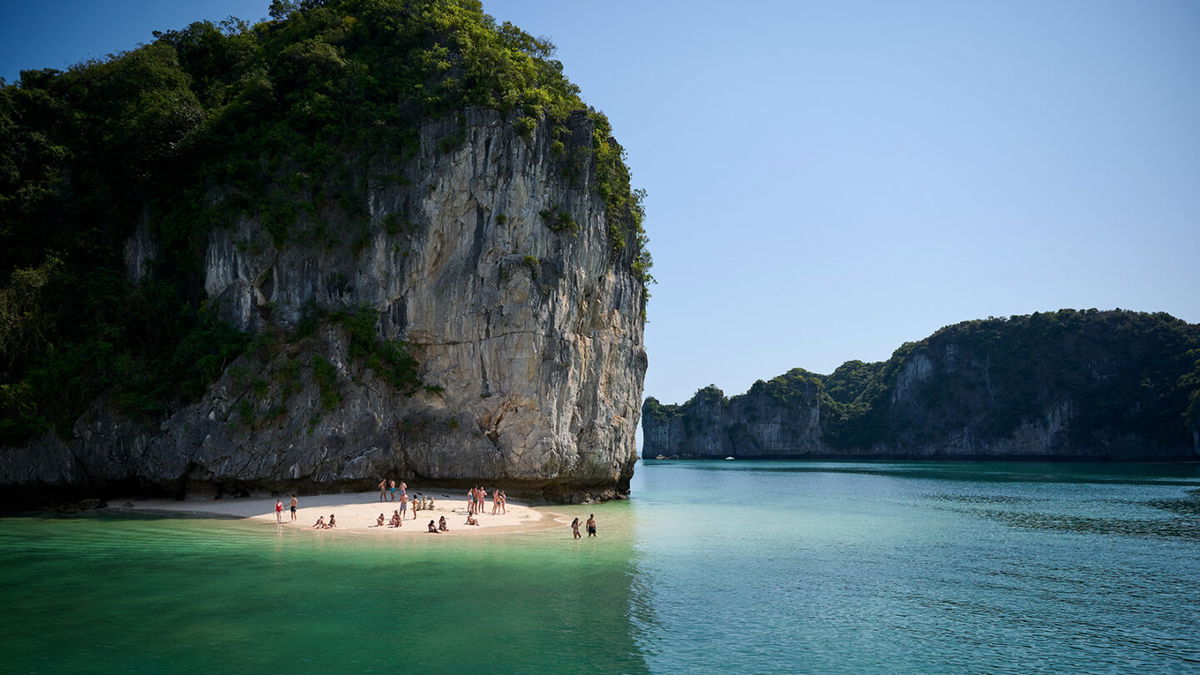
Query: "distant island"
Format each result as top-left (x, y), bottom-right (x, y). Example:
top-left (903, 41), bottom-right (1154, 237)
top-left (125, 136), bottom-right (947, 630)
top-left (643, 310), bottom-right (1200, 460)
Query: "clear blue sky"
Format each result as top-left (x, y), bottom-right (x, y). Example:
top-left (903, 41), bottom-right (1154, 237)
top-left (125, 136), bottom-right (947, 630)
top-left (3, 0), bottom-right (1198, 408)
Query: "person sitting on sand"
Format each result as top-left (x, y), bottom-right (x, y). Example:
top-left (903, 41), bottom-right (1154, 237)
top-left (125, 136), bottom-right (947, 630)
top-left (438, 515), bottom-right (448, 531)
top-left (571, 518), bottom-right (581, 539)
top-left (389, 510), bottom-right (401, 528)
top-left (427, 520), bottom-right (439, 533)
top-left (313, 515), bottom-right (326, 529)
top-left (465, 514), bottom-right (479, 526)
top-left (376, 513), bottom-right (385, 527)
top-left (326, 514), bottom-right (336, 529)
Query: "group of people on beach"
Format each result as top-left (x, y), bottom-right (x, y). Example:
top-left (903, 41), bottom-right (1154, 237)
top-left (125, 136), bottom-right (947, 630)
top-left (466, 486), bottom-right (505, 516)
top-left (378, 511), bottom-right (403, 528)
top-left (379, 479), bottom-right (406, 503)
top-left (274, 496), bottom-right (299, 524)
top-left (374, 478), bottom-right (439, 522)
top-left (278, 480), bottom-right (600, 540)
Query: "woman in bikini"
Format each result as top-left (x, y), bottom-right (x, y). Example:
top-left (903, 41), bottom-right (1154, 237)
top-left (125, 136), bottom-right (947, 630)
top-left (376, 513), bottom-right (386, 527)
top-left (312, 515), bottom-right (326, 529)
top-left (571, 518), bottom-right (581, 539)
top-left (438, 516), bottom-right (448, 532)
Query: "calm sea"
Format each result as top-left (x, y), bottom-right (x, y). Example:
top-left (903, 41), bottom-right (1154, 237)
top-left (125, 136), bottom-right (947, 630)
top-left (1, 460), bottom-right (1198, 673)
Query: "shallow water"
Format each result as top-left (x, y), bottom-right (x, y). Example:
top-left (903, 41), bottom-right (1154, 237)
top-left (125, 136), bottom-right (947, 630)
top-left (2, 460), bottom-right (1198, 673)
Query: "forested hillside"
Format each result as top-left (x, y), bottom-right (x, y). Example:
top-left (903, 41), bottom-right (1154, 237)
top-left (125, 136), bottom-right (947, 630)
top-left (644, 310), bottom-right (1200, 459)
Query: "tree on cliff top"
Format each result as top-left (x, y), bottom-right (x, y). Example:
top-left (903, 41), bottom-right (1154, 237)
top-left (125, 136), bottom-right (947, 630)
top-left (0, 0), bottom-right (650, 445)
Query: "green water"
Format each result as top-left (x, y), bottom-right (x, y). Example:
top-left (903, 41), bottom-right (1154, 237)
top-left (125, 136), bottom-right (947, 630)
top-left (2, 461), bottom-right (1199, 673)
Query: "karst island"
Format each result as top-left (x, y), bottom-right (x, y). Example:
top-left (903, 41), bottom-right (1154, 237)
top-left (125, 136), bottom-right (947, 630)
top-left (0, 0), bottom-right (651, 508)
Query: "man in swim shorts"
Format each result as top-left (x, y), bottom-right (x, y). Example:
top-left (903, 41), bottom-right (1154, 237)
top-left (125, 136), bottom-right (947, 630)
top-left (586, 514), bottom-right (597, 537)
top-left (289, 495), bottom-right (298, 521)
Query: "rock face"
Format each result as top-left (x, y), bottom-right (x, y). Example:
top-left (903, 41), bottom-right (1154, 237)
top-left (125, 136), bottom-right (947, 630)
top-left (644, 311), bottom-right (1199, 460)
top-left (2, 109), bottom-right (647, 501)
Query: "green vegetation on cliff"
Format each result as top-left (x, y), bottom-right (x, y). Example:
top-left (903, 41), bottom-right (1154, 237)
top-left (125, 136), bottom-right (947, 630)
top-left (647, 310), bottom-right (1200, 456)
top-left (0, 0), bottom-right (649, 445)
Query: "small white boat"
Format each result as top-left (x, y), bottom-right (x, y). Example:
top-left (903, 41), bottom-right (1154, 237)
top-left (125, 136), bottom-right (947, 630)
top-left (725, 456), bottom-right (735, 460)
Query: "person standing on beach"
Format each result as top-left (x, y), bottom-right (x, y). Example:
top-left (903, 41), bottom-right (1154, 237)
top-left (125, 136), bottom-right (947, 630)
top-left (466, 489), bottom-right (475, 516)
top-left (378, 478), bottom-right (387, 502)
top-left (389, 479), bottom-right (397, 502)
top-left (275, 499), bottom-right (283, 524)
top-left (399, 492), bottom-right (408, 521)
top-left (289, 495), bottom-right (298, 521)
top-left (571, 518), bottom-right (581, 539)
top-left (586, 514), bottom-right (597, 537)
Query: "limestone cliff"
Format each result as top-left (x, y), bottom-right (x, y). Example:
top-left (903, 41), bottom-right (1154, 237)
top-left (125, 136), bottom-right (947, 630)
top-left (644, 310), bottom-right (1200, 460)
top-left (0, 1), bottom-right (651, 503)
top-left (2, 109), bottom-right (646, 501)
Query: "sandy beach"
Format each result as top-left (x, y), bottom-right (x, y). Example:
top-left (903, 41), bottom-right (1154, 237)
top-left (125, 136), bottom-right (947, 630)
top-left (106, 488), bottom-right (566, 535)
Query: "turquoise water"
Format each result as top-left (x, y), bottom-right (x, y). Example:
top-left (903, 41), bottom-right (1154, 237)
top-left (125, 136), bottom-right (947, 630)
top-left (2, 461), bottom-right (1199, 673)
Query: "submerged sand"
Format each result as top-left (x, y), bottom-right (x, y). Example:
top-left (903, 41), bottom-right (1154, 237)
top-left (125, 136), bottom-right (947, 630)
top-left (106, 488), bottom-right (567, 535)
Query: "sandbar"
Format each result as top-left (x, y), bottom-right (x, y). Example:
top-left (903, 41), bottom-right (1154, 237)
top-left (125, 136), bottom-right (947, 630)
top-left (106, 488), bottom-right (567, 535)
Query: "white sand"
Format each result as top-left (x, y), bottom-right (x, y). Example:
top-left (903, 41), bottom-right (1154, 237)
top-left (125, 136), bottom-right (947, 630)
top-left (106, 488), bottom-right (566, 535)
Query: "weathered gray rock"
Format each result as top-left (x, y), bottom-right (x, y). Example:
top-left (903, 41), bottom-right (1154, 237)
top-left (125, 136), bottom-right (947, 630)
top-left (2, 109), bottom-right (647, 501)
